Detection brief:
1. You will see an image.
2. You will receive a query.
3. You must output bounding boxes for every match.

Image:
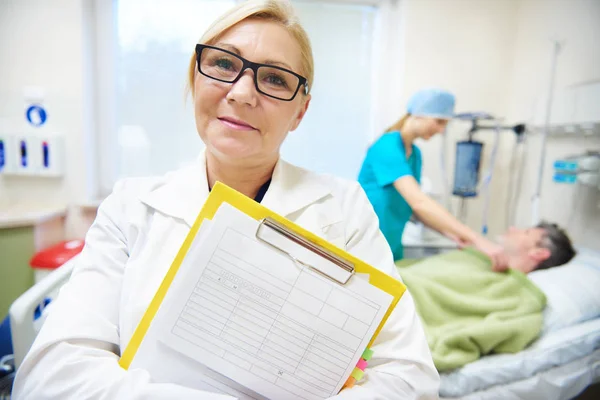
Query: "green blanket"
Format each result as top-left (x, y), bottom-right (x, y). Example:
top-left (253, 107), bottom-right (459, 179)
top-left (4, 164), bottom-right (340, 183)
top-left (396, 248), bottom-right (547, 371)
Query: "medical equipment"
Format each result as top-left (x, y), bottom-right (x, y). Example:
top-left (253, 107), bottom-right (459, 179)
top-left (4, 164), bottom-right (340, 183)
top-left (9, 258), bottom-right (76, 368)
top-left (532, 40), bottom-right (562, 225)
top-left (0, 139), bottom-right (5, 172)
top-left (553, 152), bottom-right (600, 188)
top-left (450, 112), bottom-right (527, 233)
top-left (505, 132), bottom-right (528, 229)
top-left (402, 225), bottom-right (457, 260)
top-left (552, 152), bottom-right (600, 234)
top-left (0, 133), bottom-right (64, 177)
top-left (0, 133), bottom-right (15, 174)
top-left (452, 141), bottom-right (483, 198)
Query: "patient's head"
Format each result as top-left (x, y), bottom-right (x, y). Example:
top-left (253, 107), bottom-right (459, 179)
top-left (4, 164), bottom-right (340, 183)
top-left (499, 222), bottom-right (576, 274)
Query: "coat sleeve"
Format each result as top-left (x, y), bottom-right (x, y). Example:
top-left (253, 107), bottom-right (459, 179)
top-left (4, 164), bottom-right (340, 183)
top-left (329, 181), bottom-right (439, 400)
top-left (12, 180), bottom-right (236, 400)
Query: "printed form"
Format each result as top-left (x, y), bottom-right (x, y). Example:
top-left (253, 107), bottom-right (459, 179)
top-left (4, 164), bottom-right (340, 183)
top-left (155, 203), bottom-right (393, 400)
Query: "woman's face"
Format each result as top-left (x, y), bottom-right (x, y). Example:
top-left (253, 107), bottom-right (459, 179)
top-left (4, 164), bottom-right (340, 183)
top-left (194, 19), bottom-right (311, 165)
top-left (417, 117), bottom-right (449, 140)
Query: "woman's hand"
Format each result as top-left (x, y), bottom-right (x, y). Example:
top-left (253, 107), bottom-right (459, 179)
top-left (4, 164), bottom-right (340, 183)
top-left (446, 233), bottom-right (509, 271)
top-left (474, 237), bottom-right (509, 272)
top-left (444, 232), bottom-right (470, 248)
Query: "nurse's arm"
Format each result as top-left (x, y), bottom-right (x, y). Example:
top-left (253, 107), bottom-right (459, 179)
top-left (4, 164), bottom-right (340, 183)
top-left (393, 176), bottom-right (480, 244)
top-left (392, 175), bottom-right (508, 271)
top-left (12, 180), bottom-right (235, 400)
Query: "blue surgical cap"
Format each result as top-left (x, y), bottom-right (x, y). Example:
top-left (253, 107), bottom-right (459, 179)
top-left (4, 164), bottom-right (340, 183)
top-left (407, 88), bottom-right (456, 119)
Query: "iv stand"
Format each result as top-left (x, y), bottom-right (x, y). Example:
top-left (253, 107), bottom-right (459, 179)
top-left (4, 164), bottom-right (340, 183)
top-left (532, 40), bottom-right (561, 225)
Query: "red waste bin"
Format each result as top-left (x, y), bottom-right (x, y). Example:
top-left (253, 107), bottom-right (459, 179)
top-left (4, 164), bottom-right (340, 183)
top-left (29, 239), bottom-right (84, 283)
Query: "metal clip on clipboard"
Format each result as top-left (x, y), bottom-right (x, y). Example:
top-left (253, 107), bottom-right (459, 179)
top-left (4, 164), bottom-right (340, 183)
top-left (255, 217), bottom-right (355, 285)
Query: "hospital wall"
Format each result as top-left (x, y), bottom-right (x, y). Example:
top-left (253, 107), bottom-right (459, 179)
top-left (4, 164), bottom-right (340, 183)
top-left (0, 0), bottom-right (95, 237)
top-left (401, 0), bottom-right (600, 248)
top-left (506, 0), bottom-right (600, 249)
top-left (399, 0), bottom-right (520, 239)
top-left (1, 0), bottom-right (598, 249)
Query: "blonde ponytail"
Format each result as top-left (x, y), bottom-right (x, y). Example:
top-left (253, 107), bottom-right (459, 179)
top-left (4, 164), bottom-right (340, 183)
top-left (384, 113), bottom-right (410, 134)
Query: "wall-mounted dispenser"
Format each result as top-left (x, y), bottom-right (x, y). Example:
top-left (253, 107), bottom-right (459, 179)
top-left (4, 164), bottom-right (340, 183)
top-left (0, 133), bottom-right (64, 177)
top-left (13, 135), bottom-right (38, 175)
top-left (0, 133), bottom-right (15, 174)
top-left (36, 135), bottom-right (64, 177)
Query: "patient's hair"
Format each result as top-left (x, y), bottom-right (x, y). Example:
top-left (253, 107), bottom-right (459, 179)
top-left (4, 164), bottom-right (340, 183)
top-left (536, 221), bottom-right (576, 270)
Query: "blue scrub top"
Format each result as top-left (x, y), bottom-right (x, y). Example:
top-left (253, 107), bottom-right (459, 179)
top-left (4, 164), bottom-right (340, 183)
top-left (358, 131), bottom-right (422, 260)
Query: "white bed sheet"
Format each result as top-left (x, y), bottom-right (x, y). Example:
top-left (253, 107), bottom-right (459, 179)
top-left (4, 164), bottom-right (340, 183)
top-left (440, 348), bottom-right (600, 400)
top-left (440, 317), bottom-right (600, 398)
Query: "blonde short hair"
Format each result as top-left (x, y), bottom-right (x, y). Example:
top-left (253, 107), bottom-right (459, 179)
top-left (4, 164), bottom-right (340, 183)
top-left (187, 0), bottom-right (314, 98)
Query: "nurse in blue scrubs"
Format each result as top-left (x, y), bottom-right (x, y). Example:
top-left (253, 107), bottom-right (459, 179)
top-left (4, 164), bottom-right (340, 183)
top-left (358, 88), bottom-right (507, 269)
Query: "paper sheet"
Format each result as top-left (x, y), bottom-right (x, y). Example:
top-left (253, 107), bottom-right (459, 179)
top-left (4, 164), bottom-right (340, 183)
top-left (149, 203), bottom-right (393, 399)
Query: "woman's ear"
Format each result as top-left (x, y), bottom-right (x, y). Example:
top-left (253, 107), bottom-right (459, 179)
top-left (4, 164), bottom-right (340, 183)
top-left (290, 94), bottom-right (311, 132)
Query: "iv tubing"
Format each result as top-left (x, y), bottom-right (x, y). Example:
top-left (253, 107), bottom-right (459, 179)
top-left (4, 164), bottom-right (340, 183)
top-left (481, 120), bottom-right (501, 235)
top-left (440, 128), bottom-right (454, 214)
top-left (532, 40), bottom-right (561, 225)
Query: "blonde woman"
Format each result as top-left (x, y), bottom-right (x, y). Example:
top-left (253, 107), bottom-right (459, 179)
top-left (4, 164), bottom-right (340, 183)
top-left (13, 1), bottom-right (438, 398)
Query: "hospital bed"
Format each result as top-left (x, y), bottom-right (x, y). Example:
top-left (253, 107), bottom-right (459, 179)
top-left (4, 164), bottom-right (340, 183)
top-left (8, 248), bottom-right (600, 399)
top-left (438, 246), bottom-right (600, 400)
top-left (9, 258), bottom-right (75, 369)
top-left (402, 222), bottom-right (458, 259)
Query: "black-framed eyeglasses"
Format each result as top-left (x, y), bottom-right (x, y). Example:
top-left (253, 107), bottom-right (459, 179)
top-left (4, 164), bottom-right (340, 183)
top-left (195, 44), bottom-right (309, 102)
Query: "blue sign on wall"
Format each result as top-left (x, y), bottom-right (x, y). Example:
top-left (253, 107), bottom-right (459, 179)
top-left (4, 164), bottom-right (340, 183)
top-left (25, 104), bottom-right (47, 127)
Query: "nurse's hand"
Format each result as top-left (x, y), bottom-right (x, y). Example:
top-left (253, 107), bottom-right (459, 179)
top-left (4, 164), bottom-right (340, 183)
top-left (474, 238), bottom-right (509, 272)
top-left (445, 232), bottom-right (470, 248)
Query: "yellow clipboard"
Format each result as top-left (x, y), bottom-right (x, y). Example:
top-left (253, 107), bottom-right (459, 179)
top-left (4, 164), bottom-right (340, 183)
top-left (119, 182), bottom-right (406, 369)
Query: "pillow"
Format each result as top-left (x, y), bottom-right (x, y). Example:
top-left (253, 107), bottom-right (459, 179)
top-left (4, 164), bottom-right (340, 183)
top-left (528, 247), bottom-right (600, 334)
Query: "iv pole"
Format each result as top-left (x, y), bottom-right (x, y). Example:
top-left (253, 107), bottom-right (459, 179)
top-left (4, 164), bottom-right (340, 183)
top-left (531, 40), bottom-right (561, 225)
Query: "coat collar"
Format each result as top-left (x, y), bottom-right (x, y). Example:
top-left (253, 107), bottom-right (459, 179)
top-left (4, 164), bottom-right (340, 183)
top-left (139, 150), bottom-right (333, 227)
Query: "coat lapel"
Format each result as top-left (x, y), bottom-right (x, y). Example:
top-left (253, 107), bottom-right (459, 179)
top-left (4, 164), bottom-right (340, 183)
top-left (261, 158), bottom-right (332, 218)
top-left (139, 151), bottom-right (337, 229)
top-left (138, 152), bottom-right (209, 227)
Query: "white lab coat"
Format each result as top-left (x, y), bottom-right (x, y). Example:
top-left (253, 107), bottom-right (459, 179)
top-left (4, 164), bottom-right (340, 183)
top-left (13, 153), bottom-right (439, 400)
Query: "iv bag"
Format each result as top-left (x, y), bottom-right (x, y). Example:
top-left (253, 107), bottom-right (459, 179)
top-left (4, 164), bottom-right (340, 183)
top-left (453, 140), bottom-right (483, 197)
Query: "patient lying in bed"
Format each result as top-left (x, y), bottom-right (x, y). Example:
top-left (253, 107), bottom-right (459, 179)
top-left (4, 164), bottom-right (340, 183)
top-left (397, 222), bottom-right (576, 372)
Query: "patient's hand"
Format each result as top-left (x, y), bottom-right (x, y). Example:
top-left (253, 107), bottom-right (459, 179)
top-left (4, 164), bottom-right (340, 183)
top-left (475, 238), bottom-right (509, 272)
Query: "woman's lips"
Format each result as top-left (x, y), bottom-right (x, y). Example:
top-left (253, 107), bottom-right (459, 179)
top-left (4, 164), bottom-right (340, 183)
top-left (218, 117), bottom-right (257, 131)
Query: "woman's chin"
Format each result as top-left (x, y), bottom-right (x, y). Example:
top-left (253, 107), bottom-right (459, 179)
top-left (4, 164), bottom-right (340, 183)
top-left (210, 137), bottom-right (258, 160)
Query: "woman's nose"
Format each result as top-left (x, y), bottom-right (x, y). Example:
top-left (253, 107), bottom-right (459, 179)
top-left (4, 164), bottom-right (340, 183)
top-left (226, 71), bottom-right (258, 107)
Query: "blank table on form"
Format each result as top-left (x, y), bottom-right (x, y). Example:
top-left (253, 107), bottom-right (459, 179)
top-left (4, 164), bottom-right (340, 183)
top-left (170, 227), bottom-right (382, 399)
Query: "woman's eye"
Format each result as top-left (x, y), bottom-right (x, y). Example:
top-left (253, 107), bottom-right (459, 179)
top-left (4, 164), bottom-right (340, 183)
top-left (215, 58), bottom-right (234, 70)
top-left (264, 74), bottom-right (288, 88)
